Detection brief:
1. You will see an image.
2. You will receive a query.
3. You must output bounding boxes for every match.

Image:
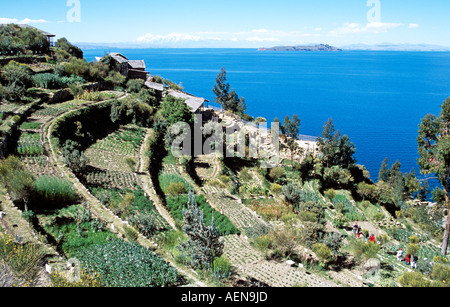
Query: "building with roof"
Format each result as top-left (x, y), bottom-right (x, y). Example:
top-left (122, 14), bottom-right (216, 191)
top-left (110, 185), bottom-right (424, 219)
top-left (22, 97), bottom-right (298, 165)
top-left (144, 81), bottom-right (207, 113)
top-left (103, 52), bottom-right (149, 80)
top-left (17, 24), bottom-right (55, 46)
top-left (167, 90), bottom-right (207, 114)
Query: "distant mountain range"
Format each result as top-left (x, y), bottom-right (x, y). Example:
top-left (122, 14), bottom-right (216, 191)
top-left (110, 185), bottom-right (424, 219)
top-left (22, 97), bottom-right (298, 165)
top-left (258, 44), bottom-right (342, 51)
top-left (74, 41), bottom-right (450, 52)
top-left (340, 43), bottom-right (450, 51)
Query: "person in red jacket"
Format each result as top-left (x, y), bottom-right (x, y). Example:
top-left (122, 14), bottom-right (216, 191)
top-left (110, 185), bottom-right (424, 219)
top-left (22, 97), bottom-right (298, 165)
top-left (405, 254), bottom-right (411, 265)
top-left (369, 234), bottom-right (376, 243)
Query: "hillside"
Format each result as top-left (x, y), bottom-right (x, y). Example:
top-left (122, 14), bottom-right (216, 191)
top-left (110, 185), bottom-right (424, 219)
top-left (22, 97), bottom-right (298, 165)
top-left (0, 25), bottom-right (449, 289)
top-left (258, 44), bottom-right (342, 51)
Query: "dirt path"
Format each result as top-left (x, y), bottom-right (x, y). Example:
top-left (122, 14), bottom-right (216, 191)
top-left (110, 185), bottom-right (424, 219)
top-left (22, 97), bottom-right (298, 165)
top-left (137, 128), bottom-right (177, 230)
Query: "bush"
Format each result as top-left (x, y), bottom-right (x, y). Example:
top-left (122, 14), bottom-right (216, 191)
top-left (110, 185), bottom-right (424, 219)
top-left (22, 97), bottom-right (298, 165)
top-left (158, 173), bottom-right (191, 195)
top-left (348, 239), bottom-right (380, 262)
top-left (126, 79), bottom-right (145, 93)
top-left (398, 272), bottom-right (431, 287)
top-left (123, 225), bottom-right (139, 242)
top-left (0, 232), bottom-right (44, 285)
top-left (213, 256), bottom-right (232, 280)
top-left (166, 182), bottom-right (187, 197)
top-left (324, 189), bottom-right (336, 202)
top-left (312, 243), bottom-right (332, 263)
top-left (269, 167), bottom-right (284, 182)
top-left (252, 235), bottom-right (273, 252)
top-left (270, 183), bottom-right (282, 194)
top-left (166, 194), bottom-right (239, 236)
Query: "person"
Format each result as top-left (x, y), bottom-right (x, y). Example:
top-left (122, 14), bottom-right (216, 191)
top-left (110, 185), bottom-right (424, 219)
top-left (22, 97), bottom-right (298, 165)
top-left (396, 248), bottom-right (404, 262)
top-left (405, 254), bottom-right (411, 266)
top-left (353, 222), bottom-right (358, 237)
top-left (369, 234), bottom-right (376, 243)
top-left (411, 255), bottom-right (418, 269)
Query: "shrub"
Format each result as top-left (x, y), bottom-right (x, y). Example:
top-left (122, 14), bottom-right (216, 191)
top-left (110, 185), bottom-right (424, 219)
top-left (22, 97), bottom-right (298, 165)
top-left (126, 79), bottom-right (145, 93)
top-left (270, 183), bottom-right (282, 194)
top-left (166, 182), bottom-right (187, 197)
top-left (398, 272), bottom-right (431, 287)
top-left (252, 235), bottom-right (273, 252)
top-left (0, 232), bottom-right (44, 284)
top-left (218, 175), bottom-right (230, 184)
top-left (166, 194), bottom-right (239, 236)
top-left (348, 239), bottom-right (380, 262)
top-left (213, 256), bottom-right (232, 280)
top-left (407, 243), bottom-right (420, 257)
top-left (431, 263), bottom-right (450, 283)
top-left (269, 167), bottom-right (284, 182)
top-left (322, 232), bottom-right (344, 257)
top-left (312, 243), bottom-right (332, 263)
top-left (158, 173), bottom-right (191, 195)
top-left (324, 189), bottom-right (336, 202)
top-left (123, 225), bottom-right (139, 242)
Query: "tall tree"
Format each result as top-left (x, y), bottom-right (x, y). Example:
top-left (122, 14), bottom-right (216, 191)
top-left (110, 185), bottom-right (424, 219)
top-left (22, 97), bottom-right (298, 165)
top-left (282, 115), bottom-right (302, 168)
top-left (317, 118), bottom-right (356, 169)
top-left (212, 67), bottom-right (248, 118)
top-left (212, 67), bottom-right (230, 110)
top-left (417, 97), bottom-right (450, 255)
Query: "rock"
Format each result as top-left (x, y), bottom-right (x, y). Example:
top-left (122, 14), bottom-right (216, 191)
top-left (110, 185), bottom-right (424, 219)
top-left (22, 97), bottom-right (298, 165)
top-left (286, 260), bottom-right (295, 267)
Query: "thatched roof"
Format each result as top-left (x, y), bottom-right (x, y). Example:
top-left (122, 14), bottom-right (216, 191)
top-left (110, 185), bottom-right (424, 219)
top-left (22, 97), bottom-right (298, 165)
top-left (144, 81), bottom-right (164, 92)
top-left (167, 90), bottom-right (206, 112)
top-left (17, 24), bottom-right (55, 37)
top-left (128, 60), bottom-right (146, 69)
top-left (109, 53), bottom-right (128, 64)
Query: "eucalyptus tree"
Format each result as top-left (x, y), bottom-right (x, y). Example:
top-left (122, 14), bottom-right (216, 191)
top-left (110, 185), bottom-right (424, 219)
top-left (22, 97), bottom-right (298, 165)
top-left (417, 97), bottom-right (450, 255)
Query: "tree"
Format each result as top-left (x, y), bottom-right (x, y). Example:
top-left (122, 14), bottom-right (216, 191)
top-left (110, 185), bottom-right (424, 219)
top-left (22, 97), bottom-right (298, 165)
top-left (212, 67), bottom-right (248, 118)
top-left (417, 97), bottom-right (450, 255)
top-left (55, 37), bottom-right (83, 59)
top-left (178, 191), bottom-right (224, 271)
top-left (160, 95), bottom-right (193, 126)
top-left (317, 118), bottom-right (356, 169)
top-left (282, 115), bottom-right (302, 168)
top-left (212, 67), bottom-right (230, 110)
top-left (62, 140), bottom-right (89, 176)
top-left (282, 115), bottom-right (300, 139)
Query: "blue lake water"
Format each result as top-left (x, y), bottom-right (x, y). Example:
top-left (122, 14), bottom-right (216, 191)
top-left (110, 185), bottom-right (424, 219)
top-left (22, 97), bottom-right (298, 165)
top-left (83, 48), bottom-right (450, 187)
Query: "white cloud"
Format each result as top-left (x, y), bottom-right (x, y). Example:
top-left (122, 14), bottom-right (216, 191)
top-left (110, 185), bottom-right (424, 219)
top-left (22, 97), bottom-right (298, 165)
top-left (135, 29), bottom-right (322, 47)
top-left (330, 22), bottom-right (403, 35)
top-left (251, 29), bottom-right (269, 33)
top-left (0, 17), bottom-right (49, 24)
top-left (245, 37), bottom-right (280, 42)
top-left (408, 23), bottom-right (419, 29)
top-left (137, 32), bottom-right (203, 43)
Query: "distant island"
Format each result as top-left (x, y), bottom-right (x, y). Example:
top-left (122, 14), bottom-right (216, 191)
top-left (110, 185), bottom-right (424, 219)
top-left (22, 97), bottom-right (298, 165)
top-left (258, 44), bottom-right (342, 51)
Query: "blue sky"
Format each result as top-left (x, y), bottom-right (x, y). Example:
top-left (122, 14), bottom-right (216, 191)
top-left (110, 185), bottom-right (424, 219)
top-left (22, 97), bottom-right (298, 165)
top-left (1, 0), bottom-right (449, 47)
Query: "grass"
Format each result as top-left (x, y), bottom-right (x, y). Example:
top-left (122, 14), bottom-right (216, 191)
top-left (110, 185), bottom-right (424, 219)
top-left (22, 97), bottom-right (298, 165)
top-left (158, 173), bottom-right (192, 194)
top-left (31, 176), bottom-right (77, 208)
top-left (20, 121), bottom-right (43, 130)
